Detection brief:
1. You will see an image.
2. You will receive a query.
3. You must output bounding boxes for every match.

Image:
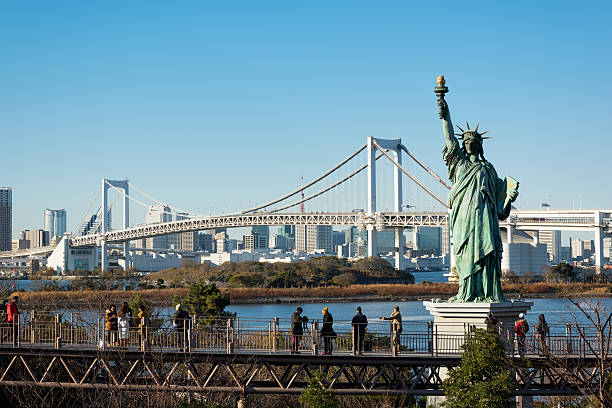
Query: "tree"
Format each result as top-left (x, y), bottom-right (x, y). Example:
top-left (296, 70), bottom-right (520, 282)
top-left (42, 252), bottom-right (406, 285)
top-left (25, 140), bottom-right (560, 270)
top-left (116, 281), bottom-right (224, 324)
top-left (443, 328), bottom-right (516, 408)
top-left (299, 371), bottom-right (339, 408)
top-left (182, 280), bottom-right (231, 325)
top-left (543, 262), bottom-right (579, 283)
top-left (542, 298), bottom-right (612, 407)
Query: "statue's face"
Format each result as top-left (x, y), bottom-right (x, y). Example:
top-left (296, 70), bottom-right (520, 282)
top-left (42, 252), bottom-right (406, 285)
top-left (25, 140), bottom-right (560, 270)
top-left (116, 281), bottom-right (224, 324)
top-left (463, 138), bottom-right (482, 155)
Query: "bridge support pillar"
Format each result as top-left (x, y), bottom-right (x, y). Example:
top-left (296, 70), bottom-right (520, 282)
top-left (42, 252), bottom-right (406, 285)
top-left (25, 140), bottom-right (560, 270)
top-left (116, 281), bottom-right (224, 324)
top-left (100, 240), bottom-right (108, 271)
top-left (594, 211), bottom-right (604, 273)
top-left (366, 136), bottom-right (377, 258)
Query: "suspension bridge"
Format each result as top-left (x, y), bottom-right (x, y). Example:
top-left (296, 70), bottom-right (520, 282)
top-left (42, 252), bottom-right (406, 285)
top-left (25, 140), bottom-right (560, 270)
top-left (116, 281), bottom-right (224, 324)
top-left (1, 136), bottom-right (610, 272)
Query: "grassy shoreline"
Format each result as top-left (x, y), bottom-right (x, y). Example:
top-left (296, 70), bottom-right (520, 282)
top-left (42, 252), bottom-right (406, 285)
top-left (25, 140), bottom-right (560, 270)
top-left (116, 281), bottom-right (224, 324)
top-left (12, 282), bottom-right (612, 309)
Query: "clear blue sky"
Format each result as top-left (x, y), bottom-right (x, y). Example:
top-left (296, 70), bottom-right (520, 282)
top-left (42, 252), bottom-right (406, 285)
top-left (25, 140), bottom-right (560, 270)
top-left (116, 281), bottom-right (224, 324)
top-left (1, 1), bottom-right (610, 239)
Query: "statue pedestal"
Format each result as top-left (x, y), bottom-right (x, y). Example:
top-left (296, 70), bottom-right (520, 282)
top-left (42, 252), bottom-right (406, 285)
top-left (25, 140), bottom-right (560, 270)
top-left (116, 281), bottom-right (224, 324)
top-left (423, 300), bottom-right (534, 408)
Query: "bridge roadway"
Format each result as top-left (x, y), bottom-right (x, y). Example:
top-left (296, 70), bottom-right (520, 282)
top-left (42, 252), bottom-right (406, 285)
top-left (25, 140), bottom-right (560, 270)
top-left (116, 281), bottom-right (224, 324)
top-left (0, 346), bottom-right (598, 397)
top-left (69, 210), bottom-right (612, 247)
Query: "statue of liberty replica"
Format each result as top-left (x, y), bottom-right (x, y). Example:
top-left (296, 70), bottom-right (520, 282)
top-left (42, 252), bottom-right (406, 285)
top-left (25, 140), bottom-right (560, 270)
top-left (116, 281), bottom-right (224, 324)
top-left (435, 76), bottom-right (519, 302)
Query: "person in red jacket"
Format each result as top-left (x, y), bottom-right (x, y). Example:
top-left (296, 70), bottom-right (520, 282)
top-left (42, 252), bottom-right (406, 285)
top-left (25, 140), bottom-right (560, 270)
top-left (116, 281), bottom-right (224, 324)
top-left (7, 296), bottom-right (19, 344)
top-left (514, 313), bottom-right (529, 357)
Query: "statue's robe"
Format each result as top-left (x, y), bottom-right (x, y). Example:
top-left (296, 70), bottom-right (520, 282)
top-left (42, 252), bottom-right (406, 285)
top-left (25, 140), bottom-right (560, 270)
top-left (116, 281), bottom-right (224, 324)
top-left (443, 139), bottom-right (507, 302)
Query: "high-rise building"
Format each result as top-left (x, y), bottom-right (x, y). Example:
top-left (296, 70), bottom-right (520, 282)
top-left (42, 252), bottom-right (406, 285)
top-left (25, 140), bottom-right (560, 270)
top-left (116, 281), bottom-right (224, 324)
top-left (603, 237), bottom-right (612, 261)
top-left (332, 230), bottom-right (346, 247)
top-left (376, 230), bottom-right (395, 253)
top-left (539, 230), bottom-right (561, 262)
top-left (295, 225), bottom-right (332, 253)
top-left (44, 209), bottom-right (67, 240)
top-left (174, 212), bottom-right (198, 251)
top-left (441, 225), bottom-right (450, 255)
top-left (415, 227), bottom-right (442, 255)
top-left (251, 226), bottom-right (269, 249)
top-left (570, 238), bottom-right (584, 260)
top-left (199, 232), bottom-right (213, 252)
top-left (243, 234), bottom-right (256, 251)
top-left (18, 229), bottom-right (49, 249)
top-left (0, 188), bottom-right (11, 251)
top-left (277, 225), bottom-right (295, 238)
top-left (145, 205), bottom-right (171, 249)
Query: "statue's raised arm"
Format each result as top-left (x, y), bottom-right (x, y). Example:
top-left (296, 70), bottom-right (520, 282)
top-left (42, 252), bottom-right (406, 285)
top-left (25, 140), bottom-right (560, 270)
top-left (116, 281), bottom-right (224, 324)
top-left (434, 75), bottom-right (456, 150)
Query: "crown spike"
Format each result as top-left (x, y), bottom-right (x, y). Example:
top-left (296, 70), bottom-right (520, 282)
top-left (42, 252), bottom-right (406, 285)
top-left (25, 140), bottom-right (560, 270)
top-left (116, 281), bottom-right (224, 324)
top-left (466, 121), bottom-right (471, 130)
top-left (456, 125), bottom-right (465, 133)
top-left (479, 130), bottom-right (488, 135)
top-left (475, 123), bottom-right (479, 132)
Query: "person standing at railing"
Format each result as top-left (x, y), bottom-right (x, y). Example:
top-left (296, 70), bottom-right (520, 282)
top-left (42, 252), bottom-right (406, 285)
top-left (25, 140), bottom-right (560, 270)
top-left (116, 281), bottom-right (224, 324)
top-left (290, 307), bottom-right (304, 354)
top-left (105, 304), bottom-right (118, 347)
top-left (380, 306), bottom-right (402, 355)
top-left (7, 296), bottom-right (19, 345)
top-left (173, 304), bottom-right (190, 351)
top-left (137, 306), bottom-right (148, 349)
top-left (535, 314), bottom-right (549, 355)
top-left (351, 306), bottom-right (368, 355)
top-left (117, 304), bottom-right (130, 349)
top-left (320, 307), bottom-right (335, 355)
top-left (514, 313), bottom-right (529, 357)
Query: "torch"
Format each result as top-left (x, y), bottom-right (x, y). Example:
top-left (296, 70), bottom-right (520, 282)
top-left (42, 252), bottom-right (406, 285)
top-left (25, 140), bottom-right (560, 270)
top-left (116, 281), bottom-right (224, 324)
top-left (434, 75), bottom-right (448, 119)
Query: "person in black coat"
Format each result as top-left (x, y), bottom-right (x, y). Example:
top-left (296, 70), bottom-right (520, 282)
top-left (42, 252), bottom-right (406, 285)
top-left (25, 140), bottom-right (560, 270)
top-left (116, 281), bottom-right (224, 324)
top-left (320, 307), bottom-right (335, 355)
top-left (290, 307), bottom-right (304, 354)
top-left (351, 306), bottom-right (368, 355)
top-left (173, 304), bottom-right (190, 351)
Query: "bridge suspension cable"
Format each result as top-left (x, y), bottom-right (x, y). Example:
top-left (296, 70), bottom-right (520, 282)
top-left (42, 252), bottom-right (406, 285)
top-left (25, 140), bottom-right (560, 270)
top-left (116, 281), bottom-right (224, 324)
top-left (125, 181), bottom-right (205, 218)
top-left (372, 139), bottom-right (449, 209)
top-left (240, 143), bottom-right (367, 214)
top-left (270, 152), bottom-right (384, 213)
top-left (72, 186), bottom-right (102, 235)
top-left (399, 144), bottom-right (451, 190)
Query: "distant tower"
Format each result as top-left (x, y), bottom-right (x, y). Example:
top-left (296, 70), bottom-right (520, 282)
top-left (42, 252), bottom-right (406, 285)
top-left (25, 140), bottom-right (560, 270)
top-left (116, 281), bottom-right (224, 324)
top-left (0, 188), bottom-right (11, 251)
top-left (300, 175), bottom-right (305, 213)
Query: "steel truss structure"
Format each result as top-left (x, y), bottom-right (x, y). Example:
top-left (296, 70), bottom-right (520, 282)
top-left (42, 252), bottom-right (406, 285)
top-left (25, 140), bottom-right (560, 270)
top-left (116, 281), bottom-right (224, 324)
top-left (0, 348), bottom-right (601, 397)
top-left (69, 209), bottom-right (611, 248)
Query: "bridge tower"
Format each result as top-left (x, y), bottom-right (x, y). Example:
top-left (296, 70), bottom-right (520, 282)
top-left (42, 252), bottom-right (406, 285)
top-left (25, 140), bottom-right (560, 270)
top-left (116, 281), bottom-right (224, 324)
top-left (101, 179), bottom-right (129, 271)
top-left (367, 136), bottom-right (405, 271)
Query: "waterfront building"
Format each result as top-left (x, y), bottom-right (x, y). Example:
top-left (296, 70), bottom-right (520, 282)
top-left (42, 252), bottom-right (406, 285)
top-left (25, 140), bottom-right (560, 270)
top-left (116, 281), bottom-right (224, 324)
top-left (441, 225), bottom-right (450, 255)
top-left (502, 230), bottom-right (548, 275)
top-left (539, 230), bottom-right (561, 262)
top-left (44, 209), bottom-right (67, 240)
top-left (0, 188), bottom-right (12, 251)
top-left (144, 204), bottom-right (171, 249)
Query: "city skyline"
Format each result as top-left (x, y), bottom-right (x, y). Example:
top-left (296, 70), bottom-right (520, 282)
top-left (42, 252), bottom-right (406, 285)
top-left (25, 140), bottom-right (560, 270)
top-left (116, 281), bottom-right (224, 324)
top-left (1, 2), bottom-right (610, 239)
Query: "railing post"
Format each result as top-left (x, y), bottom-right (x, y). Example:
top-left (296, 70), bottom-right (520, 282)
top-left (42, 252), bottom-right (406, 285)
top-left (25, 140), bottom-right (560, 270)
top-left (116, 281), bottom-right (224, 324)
top-left (566, 323), bottom-right (572, 354)
top-left (55, 314), bottom-right (62, 349)
top-left (226, 318), bottom-right (234, 354)
top-left (141, 316), bottom-right (147, 352)
top-left (351, 325), bottom-right (356, 356)
top-left (30, 310), bottom-right (35, 344)
top-left (427, 321), bottom-right (433, 355)
top-left (311, 321), bottom-right (319, 355)
top-left (100, 316), bottom-right (106, 351)
top-left (434, 323), bottom-right (438, 356)
top-left (192, 314), bottom-right (197, 349)
top-left (391, 323), bottom-right (397, 357)
top-left (273, 317), bottom-right (279, 354)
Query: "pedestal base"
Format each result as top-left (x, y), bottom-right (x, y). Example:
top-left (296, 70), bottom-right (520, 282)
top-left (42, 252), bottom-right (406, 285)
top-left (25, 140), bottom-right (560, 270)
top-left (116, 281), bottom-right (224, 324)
top-left (423, 300), bottom-right (534, 408)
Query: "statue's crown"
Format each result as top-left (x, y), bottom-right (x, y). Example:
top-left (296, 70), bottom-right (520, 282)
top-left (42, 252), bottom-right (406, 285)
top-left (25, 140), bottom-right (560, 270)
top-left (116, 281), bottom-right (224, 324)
top-left (455, 121), bottom-right (490, 141)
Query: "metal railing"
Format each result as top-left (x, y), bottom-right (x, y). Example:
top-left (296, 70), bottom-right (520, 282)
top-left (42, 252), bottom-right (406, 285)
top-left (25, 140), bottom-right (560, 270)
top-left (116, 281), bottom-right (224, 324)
top-left (0, 312), bottom-right (607, 357)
